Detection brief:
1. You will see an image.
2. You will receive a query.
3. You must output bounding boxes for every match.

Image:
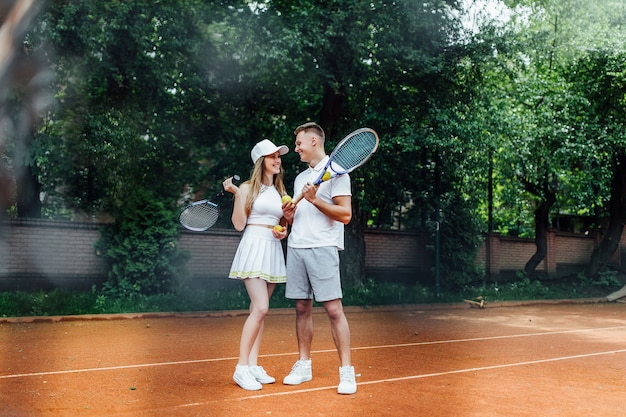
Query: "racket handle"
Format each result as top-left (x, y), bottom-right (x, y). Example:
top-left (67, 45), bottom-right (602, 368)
top-left (225, 174), bottom-right (240, 187)
top-left (291, 181), bottom-right (323, 206)
top-left (217, 175), bottom-right (240, 198)
top-left (292, 194), bottom-right (305, 205)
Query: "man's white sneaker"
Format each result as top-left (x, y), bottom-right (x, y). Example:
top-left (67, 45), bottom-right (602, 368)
top-left (249, 365), bottom-right (276, 384)
top-left (233, 365), bottom-right (262, 391)
top-left (337, 365), bottom-right (357, 394)
top-left (283, 359), bottom-right (312, 385)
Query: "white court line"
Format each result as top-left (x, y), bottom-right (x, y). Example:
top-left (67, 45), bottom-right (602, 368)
top-left (1, 325), bottom-right (625, 380)
top-left (232, 348), bottom-right (626, 402)
top-left (357, 324), bottom-right (626, 351)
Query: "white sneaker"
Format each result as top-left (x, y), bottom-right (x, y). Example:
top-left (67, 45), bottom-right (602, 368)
top-left (249, 365), bottom-right (276, 384)
top-left (337, 365), bottom-right (357, 394)
top-left (233, 365), bottom-right (262, 391)
top-left (283, 359), bottom-right (312, 385)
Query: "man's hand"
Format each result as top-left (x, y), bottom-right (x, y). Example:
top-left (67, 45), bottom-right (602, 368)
top-left (300, 182), bottom-right (320, 203)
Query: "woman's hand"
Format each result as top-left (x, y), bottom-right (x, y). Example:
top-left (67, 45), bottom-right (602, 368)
top-left (272, 224), bottom-right (288, 240)
top-left (222, 176), bottom-right (239, 195)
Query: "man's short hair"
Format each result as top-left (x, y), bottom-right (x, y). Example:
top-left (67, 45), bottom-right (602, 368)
top-left (294, 122), bottom-right (325, 142)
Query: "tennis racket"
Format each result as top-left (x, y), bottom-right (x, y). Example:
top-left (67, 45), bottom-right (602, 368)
top-left (293, 127), bottom-right (379, 205)
top-left (179, 175), bottom-right (240, 231)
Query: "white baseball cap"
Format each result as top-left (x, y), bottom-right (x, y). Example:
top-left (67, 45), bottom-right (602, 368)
top-left (251, 139), bottom-right (289, 163)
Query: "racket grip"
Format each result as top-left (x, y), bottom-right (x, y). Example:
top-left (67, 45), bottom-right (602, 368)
top-left (292, 194), bottom-right (305, 205)
top-left (291, 182), bottom-right (320, 205)
top-left (291, 170), bottom-right (328, 205)
top-left (218, 175), bottom-right (240, 197)
top-left (224, 174), bottom-right (240, 189)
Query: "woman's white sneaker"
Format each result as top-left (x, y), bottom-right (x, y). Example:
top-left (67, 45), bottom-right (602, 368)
top-left (233, 365), bottom-right (262, 391)
top-left (249, 365), bottom-right (276, 384)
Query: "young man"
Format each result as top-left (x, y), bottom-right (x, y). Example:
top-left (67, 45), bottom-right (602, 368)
top-left (281, 122), bottom-right (357, 395)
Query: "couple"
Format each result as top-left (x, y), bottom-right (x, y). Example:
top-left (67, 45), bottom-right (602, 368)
top-left (222, 122), bottom-right (357, 395)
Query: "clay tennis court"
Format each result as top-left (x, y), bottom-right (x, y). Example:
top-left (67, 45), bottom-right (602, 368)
top-left (1, 300), bottom-right (625, 416)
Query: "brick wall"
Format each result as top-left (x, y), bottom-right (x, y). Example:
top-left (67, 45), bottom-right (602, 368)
top-left (0, 219), bottom-right (431, 291)
top-left (364, 229), bottom-right (430, 284)
top-left (476, 230), bottom-right (622, 281)
top-left (177, 228), bottom-right (243, 291)
top-left (555, 233), bottom-right (596, 265)
top-left (0, 219), bottom-right (105, 290)
top-left (1, 219), bottom-right (623, 292)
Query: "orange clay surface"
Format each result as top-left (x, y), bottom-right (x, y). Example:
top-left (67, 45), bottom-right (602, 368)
top-left (1, 301), bottom-right (625, 417)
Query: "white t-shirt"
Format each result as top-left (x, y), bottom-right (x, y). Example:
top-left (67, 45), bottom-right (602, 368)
top-left (288, 156), bottom-right (351, 250)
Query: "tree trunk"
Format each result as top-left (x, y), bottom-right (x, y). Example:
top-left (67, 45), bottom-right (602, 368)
top-left (585, 153), bottom-right (626, 277)
top-left (524, 187), bottom-right (556, 276)
top-left (16, 164), bottom-right (42, 218)
top-left (318, 85), bottom-right (365, 284)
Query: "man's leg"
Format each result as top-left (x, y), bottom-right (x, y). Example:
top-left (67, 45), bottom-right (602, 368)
top-left (323, 298), bottom-right (351, 366)
top-left (324, 298), bottom-right (356, 394)
top-left (295, 298), bottom-right (313, 359)
top-left (283, 298), bottom-right (314, 385)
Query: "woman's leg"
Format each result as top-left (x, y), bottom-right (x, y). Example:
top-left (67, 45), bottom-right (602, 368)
top-left (248, 282), bottom-right (276, 365)
top-left (238, 279), bottom-right (273, 365)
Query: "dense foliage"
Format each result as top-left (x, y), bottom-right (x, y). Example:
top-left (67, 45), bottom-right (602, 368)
top-left (2, 0), bottom-right (626, 294)
top-left (0, 273), bottom-right (621, 317)
top-left (94, 188), bottom-right (190, 296)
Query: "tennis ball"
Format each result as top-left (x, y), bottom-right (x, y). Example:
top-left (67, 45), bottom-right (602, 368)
top-left (322, 171), bottom-right (331, 182)
top-left (273, 225), bottom-right (284, 232)
top-left (281, 195), bottom-right (292, 204)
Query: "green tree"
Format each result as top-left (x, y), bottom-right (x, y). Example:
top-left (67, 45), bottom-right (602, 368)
top-left (25, 0), bottom-right (626, 292)
top-left (565, 52), bottom-right (626, 276)
top-left (217, 0), bottom-right (475, 284)
top-left (30, 0), bottom-right (238, 215)
top-left (95, 188), bottom-right (190, 296)
top-left (466, 0), bottom-right (626, 278)
top-left (26, 0), bottom-right (238, 292)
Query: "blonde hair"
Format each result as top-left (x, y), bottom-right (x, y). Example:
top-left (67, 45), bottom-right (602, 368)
top-left (294, 121), bottom-right (325, 143)
top-left (244, 155), bottom-right (287, 215)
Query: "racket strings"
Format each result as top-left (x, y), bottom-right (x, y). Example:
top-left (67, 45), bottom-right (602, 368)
top-left (333, 132), bottom-right (378, 172)
top-left (179, 203), bottom-right (219, 231)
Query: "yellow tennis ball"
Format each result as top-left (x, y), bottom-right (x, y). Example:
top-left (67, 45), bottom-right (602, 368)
top-left (273, 225), bottom-right (284, 232)
top-left (282, 195), bottom-right (292, 204)
top-left (322, 171), bottom-right (331, 182)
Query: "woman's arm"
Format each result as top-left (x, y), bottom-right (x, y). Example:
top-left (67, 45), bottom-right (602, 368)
top-left (223, 178), bottom-right (250, 232)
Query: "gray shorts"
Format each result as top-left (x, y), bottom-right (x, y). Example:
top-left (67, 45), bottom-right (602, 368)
top-left (285, 246), bottom-right (343, 302)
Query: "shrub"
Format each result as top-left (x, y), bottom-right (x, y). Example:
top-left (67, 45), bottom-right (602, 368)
top-left (94, 188), bottom-right (190, 297)
top-left (433, 194), bottom-right (484, 292)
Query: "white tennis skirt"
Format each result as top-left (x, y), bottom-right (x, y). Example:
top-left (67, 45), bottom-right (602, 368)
top-left (228, 225), bottom-right (286, 283)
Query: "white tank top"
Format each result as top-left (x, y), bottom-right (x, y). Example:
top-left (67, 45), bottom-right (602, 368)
top-left (246, 185), bottom-right (283, 226)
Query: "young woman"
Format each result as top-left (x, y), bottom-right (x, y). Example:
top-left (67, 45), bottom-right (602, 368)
top-left (222, 139), bottom-right (289, 391)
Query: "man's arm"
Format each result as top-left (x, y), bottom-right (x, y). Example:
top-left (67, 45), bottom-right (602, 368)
top-left (309, 194), bottom-right (352, 225)
top-left (281, 195), bottom-right (351, 225)
top-left (294, 180), bottom-right (352, 224)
